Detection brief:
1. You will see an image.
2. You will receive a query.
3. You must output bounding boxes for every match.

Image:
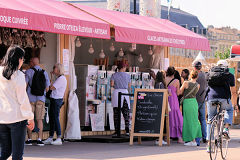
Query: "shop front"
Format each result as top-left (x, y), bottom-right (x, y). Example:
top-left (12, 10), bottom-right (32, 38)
top-left (67, 4), bottom-right (210, 137)
top-left (0, 0), bottom-right (111, 140)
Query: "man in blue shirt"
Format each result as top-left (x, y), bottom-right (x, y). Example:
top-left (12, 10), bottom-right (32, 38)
top-left (25, 57), bottom-right (50, 146)
top-left (206, 60), bottom-right (236, 152)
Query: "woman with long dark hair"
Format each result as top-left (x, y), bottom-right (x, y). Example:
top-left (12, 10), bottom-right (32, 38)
top-left (181, 69), bottom-right (190, 81)
top-left (154, 71), bottom-right (167, 89)
top-left (0, 45), bottom-right (34, 160)
top-left (165, 66), bottom-right (184, 143)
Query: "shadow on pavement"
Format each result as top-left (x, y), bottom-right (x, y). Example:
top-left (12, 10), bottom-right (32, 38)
top-left (23, 140), bottom-right (240, 160)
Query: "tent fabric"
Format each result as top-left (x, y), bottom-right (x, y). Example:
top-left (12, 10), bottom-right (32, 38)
top-left (0, 0), bottom-right (110, 39)
top-left (231, 45), bottom-right (240, 57)
top-left (64, 36), bottom-right (81, 140)
top-left (72, 4), bottom-right (210, 51)
top-left (193, 51), bottom-right (207, 65)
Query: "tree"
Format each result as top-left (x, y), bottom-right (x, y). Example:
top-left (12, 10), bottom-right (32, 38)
top-left (214, 48), bottom-right (230, 59)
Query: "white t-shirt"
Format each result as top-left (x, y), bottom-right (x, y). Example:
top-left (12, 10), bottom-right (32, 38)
top-left (50, 75), bottom-right (67, 99)
top-left (0, 67), bottom-right (34, 123)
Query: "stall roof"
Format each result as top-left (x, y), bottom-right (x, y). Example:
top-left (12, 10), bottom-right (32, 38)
top-left (0, 0), bottom-right (110, 39)
top-left (71, 4), bottom-right (210, 51)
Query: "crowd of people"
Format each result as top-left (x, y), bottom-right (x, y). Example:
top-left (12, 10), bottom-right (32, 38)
top-left (150, 60), bottom-right (238, 150)
top-left (0, 45), bottom-right (67, 160)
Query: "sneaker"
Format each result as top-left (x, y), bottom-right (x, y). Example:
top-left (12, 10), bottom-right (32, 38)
top-left (184, 141), bottom-right (197, 146)
top-left (202, 138), bottom-right (207, 143)
top-left (155, 140), bottom-right (167, 145)
top-left (25, 140), bottom-right (33, 146)
top-left (207, 146), bottom-right (210, 153)
top-left (51, 138), bottom-right (62, 145)
top-left (207, 144), bottom-right (215, 153)
top-left (184, 142), bottom-right (192, 146)
top-left (223, 128), bottom-right (230, 140)
top-left (43, 138), bottom-right (53, 145)
top-left (36, 140), bottom-right (45, 146)
top-left (191, 142), bottom-right (197, 146)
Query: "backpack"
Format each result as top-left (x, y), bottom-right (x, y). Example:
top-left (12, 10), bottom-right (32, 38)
top-left (207, 66), bottom-right (229, 87)
top-left (30, 68), bottom-right (46, 96)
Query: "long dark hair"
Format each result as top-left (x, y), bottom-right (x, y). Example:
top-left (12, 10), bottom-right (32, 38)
top-left (182, 69), bottom-right (190, 80)
top-left (166, 66), bottom-right (175, 77)
top-left (156, 71), bottom-right (167, 89)
top-left (174, 70), bottom-right (182, 87)
top-left (1, 45), bottom-right (25, 80)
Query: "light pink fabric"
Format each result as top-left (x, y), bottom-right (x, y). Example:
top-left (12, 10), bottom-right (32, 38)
top-left (73, 4), bottom-right (210, 51)
top-left (0, 0), bottom-right (110, 39)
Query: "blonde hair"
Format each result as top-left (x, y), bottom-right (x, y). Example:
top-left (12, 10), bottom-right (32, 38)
top-left (54, 63), bottom-right (65, 75)
top-left (190, 70), bottom-right (198, 79)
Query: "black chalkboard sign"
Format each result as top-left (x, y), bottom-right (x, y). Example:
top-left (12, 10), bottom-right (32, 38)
top-left (130, 89), bottom-right (170, 146)
top-left (134, 92), bottom-right (163, 134)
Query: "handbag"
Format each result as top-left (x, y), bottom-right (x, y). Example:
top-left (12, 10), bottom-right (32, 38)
top-left (180, 83), bottom-right (198, 105)
top-left (46, 90), bottom-right (52, 99)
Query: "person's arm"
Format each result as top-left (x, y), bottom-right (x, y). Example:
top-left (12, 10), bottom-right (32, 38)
top-left (110, 80), bottom-right (114, 88)
top-left (231, 86), bottom-right (238, 110)
top-left (15, 72), bottom-right (34, 129)
top-left (179, 81), bottom-right (187, 95)
top-left (45, 71), bottom-right (50, 92)
top-left (230, 74), bottom-right (237, 110)
top-left (175, 80), bottom-right (180, 96)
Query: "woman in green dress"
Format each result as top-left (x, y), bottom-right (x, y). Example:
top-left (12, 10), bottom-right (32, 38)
top-left (180, 70), bottom-right (202, 146)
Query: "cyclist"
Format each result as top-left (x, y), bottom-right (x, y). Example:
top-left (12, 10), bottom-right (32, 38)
top-left (205, 60), bottom-right (236, 152)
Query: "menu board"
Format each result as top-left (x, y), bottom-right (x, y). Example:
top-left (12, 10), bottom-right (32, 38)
top-left (134, 92), bottom-right (163, 134)
top-left (130, 89), bottom-right (169, 146)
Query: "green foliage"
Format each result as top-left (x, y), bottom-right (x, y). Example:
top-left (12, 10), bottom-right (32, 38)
top-left (214, 48), bottom-right (230, 59)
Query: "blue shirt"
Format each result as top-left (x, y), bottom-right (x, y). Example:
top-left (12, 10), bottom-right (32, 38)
top-left (25, 65), bottom-right (50, 103)
top-left (207, 72), bottom-right (235, 100)
top-left (111, 72), bottom-right (130, 89)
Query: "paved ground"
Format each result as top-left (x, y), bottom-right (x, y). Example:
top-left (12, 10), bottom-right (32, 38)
top-left (21, 129), bottom-right (240, 160)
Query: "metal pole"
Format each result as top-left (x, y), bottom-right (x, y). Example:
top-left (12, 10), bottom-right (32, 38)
top-left (117, 92), bottom-right (122, 137)
top-left (134, 0), bottom-right (137, 14)
top-left (167, 0), bottom-right (174, 20)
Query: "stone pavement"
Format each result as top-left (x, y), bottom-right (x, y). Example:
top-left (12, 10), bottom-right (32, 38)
top-left (21, 129), bottom-right (240, 160)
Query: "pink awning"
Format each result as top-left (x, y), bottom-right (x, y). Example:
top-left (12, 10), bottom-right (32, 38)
top-left (0, 0), bottom-right (110, 39)
top-left (72, 4), bottom-right (210, 51)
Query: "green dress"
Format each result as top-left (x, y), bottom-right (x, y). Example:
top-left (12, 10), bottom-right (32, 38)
top-left (182, 82), bottom-right (202, 142)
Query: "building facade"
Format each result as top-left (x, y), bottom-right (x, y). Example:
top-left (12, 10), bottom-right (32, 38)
top-left (207, 26), bottom-right (240, 57)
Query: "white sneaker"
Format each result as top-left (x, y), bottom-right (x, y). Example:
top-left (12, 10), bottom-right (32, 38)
top-left (191, 142), bottom-right (197, 146)
top-left (155, 140), bottom-right (167, 145)
top-left (184, 142), bottom-right (192, 146)
top-left (184, 141), bottom-right (197, 146)
top-left (51, 138), bottom-right (62, 145)
top-left (43, 138), bottom-right (53, 145)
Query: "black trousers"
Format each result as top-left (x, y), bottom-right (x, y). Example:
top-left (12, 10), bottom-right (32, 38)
top-left (0, 120), bottom-right (27, 160)
top-left (113, 98), bottom-right (130, 133)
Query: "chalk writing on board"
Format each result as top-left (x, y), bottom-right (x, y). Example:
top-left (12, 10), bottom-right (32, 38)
top-left (134, 91), bottom-right (164, 134)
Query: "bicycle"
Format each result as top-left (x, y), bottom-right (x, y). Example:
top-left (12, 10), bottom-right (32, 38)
top-left (208, 101), bottom-right (230, 160)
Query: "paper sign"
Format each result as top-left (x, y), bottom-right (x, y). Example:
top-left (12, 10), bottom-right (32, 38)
top-left (164, 58), bottom-right (170, 71)
top-left (63, 49), bottom-right (69, 75)
top-left (90, 114), bottom-right (104, 131)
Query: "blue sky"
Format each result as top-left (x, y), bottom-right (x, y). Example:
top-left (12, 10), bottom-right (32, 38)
top-left (162, 0), bottom-right (240, 29)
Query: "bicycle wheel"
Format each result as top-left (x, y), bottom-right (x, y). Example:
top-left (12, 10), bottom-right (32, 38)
top-left (220, 116), bottom-right (230, 160)
top-left (209, 120), bottom-right (219, 160)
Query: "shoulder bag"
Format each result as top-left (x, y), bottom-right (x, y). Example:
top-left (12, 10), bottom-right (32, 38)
top-left (180, 83), bottom-right (198, 105)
